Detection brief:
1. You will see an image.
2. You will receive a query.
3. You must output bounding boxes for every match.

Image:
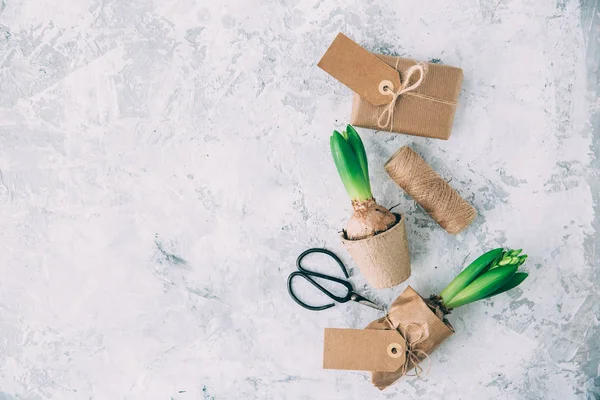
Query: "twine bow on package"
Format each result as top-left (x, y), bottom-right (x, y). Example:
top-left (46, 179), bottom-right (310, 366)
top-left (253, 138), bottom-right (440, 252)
top-left (318, 33), bottom-right (463, 140)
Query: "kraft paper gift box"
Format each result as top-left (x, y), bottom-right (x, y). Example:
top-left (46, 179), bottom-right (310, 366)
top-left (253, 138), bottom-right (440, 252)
top-left (323, 286), bottom-right (455, 390)
top-left (319, 33), bottom-right (464, 140)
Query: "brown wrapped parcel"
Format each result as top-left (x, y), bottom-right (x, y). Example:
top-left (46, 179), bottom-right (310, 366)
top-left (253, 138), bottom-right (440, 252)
top-left (350, 55), bottom-right (463, 140)
top-left (366, 286), bottom-right (454, 390)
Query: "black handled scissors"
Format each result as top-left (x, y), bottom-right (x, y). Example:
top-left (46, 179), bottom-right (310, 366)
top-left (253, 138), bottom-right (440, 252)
top-left (287, 248), bottom-right (384, 311)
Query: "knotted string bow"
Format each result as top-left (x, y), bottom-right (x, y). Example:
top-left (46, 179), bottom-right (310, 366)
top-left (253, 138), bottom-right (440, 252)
top-left (377, 59), bottom-right (458, 132)
top-left (377, 63), bottom-right (426, 131)
top-left (385, 315), bottom-right (431, 377)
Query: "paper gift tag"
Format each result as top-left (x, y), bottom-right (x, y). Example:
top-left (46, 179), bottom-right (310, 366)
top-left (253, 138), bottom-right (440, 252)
top-left (323, 328), bottom-right (406, 372)
top-left (318, 33), bottom-right (401, 106)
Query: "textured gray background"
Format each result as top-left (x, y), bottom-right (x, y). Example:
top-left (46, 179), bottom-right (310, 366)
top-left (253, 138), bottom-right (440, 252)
top-left (0, 0), bottom-right (599, 399)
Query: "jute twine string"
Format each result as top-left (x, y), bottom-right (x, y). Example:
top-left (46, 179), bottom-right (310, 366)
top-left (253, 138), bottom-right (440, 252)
top-left (385, 315), bottom-right (431, 377)
top-left (378, 58), bottom-right (457, 132)
top-left (385, 146), bottom-right (476, 235)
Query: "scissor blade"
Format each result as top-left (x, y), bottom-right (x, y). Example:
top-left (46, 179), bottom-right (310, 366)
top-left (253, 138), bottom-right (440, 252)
top-left (350, 293), bottom-right (385, 311)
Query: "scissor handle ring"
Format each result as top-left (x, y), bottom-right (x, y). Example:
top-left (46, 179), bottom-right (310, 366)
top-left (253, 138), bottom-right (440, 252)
top-left (296, 248), bottom-right (349, 278)
top-left (287, 272), bottom-right (336, 311)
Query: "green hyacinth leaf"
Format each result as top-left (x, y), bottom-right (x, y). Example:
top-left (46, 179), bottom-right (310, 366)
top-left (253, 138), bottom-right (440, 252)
top-left (445, 265), bottom-right (518, 309)
top-left (330, 131), bottom-right (371, 201)
top-left (481, 272), bottom-right (529, 300)
top-left (345, 124), bottom-right (370, 192)
top-left (440, 248), bottom-right (504, 304)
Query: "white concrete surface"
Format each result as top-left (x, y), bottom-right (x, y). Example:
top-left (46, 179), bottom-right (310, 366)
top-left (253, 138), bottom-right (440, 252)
top-left (0, 0), bottom-right (599, 399)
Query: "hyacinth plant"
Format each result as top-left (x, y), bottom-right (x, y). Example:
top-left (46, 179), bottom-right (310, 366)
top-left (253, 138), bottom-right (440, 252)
top-left (330, 125), bottom-right (397, 240)
top-left (433, 248), bottom-right (529, 311)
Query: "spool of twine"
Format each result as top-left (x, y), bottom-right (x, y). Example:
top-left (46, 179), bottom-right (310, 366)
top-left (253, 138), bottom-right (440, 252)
top-left (385, 146), bottom-right (476, 235)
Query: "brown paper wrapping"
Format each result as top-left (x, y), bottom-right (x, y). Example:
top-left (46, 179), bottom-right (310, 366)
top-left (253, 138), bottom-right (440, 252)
top-left (366, 286), bottom-right (454, 390)
top-left (350, 55), bottom-right (463, 140)
top-left (341, 214), bottom-right (410, 289)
